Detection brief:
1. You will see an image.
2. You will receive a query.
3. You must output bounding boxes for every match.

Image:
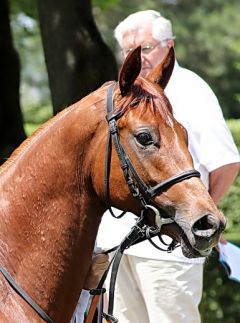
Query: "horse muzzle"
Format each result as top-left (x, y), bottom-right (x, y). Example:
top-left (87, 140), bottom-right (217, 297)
top-left (178, 212), bottom-right (226, 258)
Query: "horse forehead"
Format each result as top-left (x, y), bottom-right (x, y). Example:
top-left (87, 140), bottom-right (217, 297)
top-left (132, 80), bottom-right (173, 121)
top-left (128, 106), bottom-right (156, 122)
top-left (124, 100), bottom-right (174, 128)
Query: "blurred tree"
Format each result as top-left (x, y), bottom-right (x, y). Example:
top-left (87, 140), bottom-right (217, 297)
top-left (36, 0), bottom-right (118, 113)
top-left (12, 13), bottom-right (51, 118)
top-left (0, 0), bottom-right (26, 165)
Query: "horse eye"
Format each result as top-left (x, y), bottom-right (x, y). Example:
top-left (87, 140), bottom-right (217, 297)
top-left (136, 132), bottom-right (154, 146)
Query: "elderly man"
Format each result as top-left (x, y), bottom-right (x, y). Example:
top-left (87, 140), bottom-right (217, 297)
top-left (97, 10), bottom-right (240, 323)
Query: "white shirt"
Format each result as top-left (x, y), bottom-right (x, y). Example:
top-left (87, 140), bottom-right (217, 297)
top-left (96, 62), bottom-right (240, 264)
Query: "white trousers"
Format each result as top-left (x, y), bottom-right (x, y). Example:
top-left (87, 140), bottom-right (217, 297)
top-left (106, 254), bottom-right (203, 323)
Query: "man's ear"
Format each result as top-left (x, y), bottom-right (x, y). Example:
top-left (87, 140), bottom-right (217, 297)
top-left (146, 46), bottom-right (175, 89)
top-left (119, 46), bottom-right (142, 96)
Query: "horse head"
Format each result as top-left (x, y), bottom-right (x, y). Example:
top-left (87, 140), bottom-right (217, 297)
top-left (92, 46), bottom-right (226, 258)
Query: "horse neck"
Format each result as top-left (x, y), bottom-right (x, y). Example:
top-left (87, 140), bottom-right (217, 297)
top-left (0, 89), bottom-right (107, 321)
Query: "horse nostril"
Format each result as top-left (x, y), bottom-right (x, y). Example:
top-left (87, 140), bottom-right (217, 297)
top-left (192, 214), bottom-right (219, 238)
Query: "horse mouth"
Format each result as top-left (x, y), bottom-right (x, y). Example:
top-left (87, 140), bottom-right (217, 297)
top-left (161, 222), bottom-right (212, 258)
top-left (180, 230), bottom-right (212, 258)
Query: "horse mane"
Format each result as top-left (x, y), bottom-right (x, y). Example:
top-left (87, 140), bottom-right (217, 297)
top-left (114, 78), bottom-right (173, 125)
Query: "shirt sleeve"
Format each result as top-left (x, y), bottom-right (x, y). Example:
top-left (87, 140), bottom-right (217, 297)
top-left (70, 289), bottom-right (91, 323)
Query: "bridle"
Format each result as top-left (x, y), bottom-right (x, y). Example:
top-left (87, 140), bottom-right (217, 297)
top-left (0, 82), bottom-right (200, 323)
top-left (104, 82), bottom-right (200, 221)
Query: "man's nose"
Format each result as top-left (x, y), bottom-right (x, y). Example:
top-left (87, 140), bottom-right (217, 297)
top-left (141, 53), bottom-right (147, 61)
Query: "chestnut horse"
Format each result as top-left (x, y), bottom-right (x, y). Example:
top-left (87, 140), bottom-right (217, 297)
top-left (0, 47), bottom-right (225, 323)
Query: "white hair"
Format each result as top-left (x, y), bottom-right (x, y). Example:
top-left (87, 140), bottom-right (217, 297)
top-left (114, 10), bottom-right (175, 48)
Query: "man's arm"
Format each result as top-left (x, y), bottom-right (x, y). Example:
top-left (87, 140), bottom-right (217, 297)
top-left (209, 162), bottom-right (240, 245)
top-left (209, 162), bottom-right (240, 204)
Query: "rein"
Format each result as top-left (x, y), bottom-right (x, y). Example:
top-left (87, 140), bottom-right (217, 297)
top-left (0, 266), bottom-right (53, 323)
top-left (85, 83), bottom-right (201, 322)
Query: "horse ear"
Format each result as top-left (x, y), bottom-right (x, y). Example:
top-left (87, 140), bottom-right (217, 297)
top-left (119, 46), bottom-right (142, 96)
top-left (146, 46), bottom-right (175, 89)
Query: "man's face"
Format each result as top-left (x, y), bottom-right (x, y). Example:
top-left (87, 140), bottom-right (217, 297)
top-left (121, 24), bottom-right (171, 77)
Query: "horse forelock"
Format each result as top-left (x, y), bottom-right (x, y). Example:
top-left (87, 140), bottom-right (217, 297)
top-left (114, 78), bottom-right (174, 126)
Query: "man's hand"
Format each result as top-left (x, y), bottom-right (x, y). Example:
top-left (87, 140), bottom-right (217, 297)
top-left (219, 236), bottom-right (227, 244)
top-left (84, 253), bottom-right (109, 290)
top-left (215, 235), bottom-right (227, 252)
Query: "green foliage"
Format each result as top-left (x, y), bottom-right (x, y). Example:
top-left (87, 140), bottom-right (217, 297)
top-left (172, 1), bottom-right (240, 119)
top-left (93, 0), bottom-right (120, 11)
top-left (219, 174), bottom-right (240, 236)
top-left (218, 120), bottom-right (240, 238)
top-left (227, 119), bottom-right (240, 151)
top-left (10, 0), bottom-right (37, 17)
top-left (11, 11), bottom-right (51, 117)
top-left (200, 248), bottom-right (240, 323)
top-left (24, 122), bottom-right (40, 136)
top-left (200, 118), bottom-right (240, 323)
top-left (23, 104), bottom-right (52, 124)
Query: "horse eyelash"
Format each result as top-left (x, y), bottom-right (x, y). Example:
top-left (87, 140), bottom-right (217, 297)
top-left (130, 99), bottom-right (140, 107)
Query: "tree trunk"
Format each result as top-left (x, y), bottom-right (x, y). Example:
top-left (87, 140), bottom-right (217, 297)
top-left (37, 0), bottom-right (118, 114)
top-left (0, 0), bottom-right (26, 164)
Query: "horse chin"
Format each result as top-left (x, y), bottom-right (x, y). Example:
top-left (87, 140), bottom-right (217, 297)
top-left (161, 223), bottom-right (212, 259)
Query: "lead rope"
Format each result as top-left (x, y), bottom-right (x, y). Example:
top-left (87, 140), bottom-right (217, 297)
top-left (85, 206), bottom-right (175, 323)
top-left (103, 214), bottom-right (147, 323)
top-left (85, 213), bottom-right (147, 323)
